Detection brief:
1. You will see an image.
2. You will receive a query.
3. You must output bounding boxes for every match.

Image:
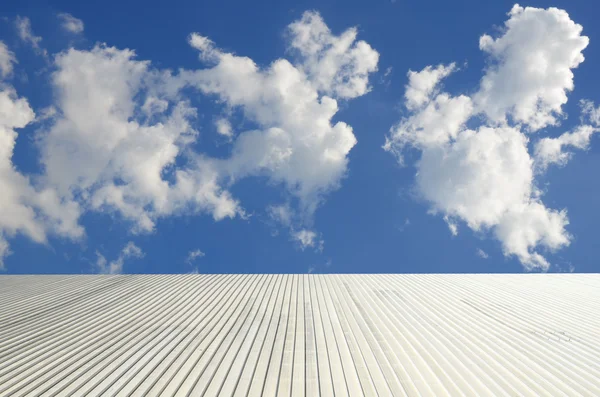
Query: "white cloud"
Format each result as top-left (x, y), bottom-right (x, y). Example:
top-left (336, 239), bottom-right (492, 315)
top-left (396, 218), bottom-right (410, 232)
top-left (15, 16), bottom-right (47, 57)
top-left (267, 204), bottom-right (293, 227)
top-left (417, 127), bottom-right (534, 231)
top-left (405, 63), bottom-right (456, 110)
top-left (534, 100), bottom-right (600, 171)
top-left (476, 248), bottom-right (489, 259)
top-left (292, 228), bottom-right (324, 252)
top-left (0, 42), bottom-right (16, 78)
top-left (95, 241), bottom-right (143, 274)
top-left (443, 215), bottom-right (459, 236)
top-left (0, 238), bottom-right (10, 269)
top-left (185, 248), bottom-right (205, 264)
top-left (534, 125), bottom-right (598, 171)
top-left (384, 63), bottom-right (473, 161)
top-left (41, 11), bottom-right (376, 238)
top-left (182, 11), bottom-right (378, 220)
top-left (380, 66), bottom-right (393, 87)
top-left (58, 13), bottom-right (84, 34)
top-left (34, 106), bottom-right (57, 123)
top-left (0, 67), bottom-right (84, 269)
top-left (386, 5), bottom-right (588, 271)
top-left (287, 11), bottom-right (379, 99)
top-left (385, 90), bottom-right (473, 161)
top-left (581, 99), bottom-right (600, 125)
top-left (38, 45), bottom-right (241, 232)
top-left (495, 203), bottom-right (570, 270)
top-left (475, 5), bottom-right (589, 131)
top-left (214, 118), bottom-right (233, 138)
top-left (0, 12), bottom-right (377, 267)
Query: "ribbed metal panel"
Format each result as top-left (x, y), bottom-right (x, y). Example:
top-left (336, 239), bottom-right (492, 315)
top-left (0, 274), bottom-right (599, 396)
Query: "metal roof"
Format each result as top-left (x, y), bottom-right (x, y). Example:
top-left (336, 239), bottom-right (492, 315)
top-left (1, 274), bottom-right (599, 396)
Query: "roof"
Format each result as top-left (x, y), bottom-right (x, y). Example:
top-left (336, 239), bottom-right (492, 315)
top-left (1, 274), bottom-right (599, 396)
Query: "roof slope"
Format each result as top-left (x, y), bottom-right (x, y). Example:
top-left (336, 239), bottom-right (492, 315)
top-left (0, 274), bottom-right (599, 396)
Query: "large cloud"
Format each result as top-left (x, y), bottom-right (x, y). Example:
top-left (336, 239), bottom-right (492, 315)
top-left (39, 10), bottom-right (377, 233)
top-left (0, 44), bottom-right (83, 268)
top-left (386, 5), bottom-right (590, 270)
top-left (1, 12), bottom-right (378, 268)
top-left (180, 11), bottom-right (378, 220)
top-left (39, 45), bottom-right (241, 233)
top-left (475, 4), bottom-right (589, 131)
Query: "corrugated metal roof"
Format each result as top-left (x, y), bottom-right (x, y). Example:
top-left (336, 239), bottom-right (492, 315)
top-left (0, 274), bottom-right (599, 396)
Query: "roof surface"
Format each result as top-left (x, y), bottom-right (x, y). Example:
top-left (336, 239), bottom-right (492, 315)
top-left (1, 274), bottom-right (599, 396)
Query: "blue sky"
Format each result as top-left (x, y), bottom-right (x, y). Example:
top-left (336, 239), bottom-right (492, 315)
top-left (0, 0), bottom-right (599, 274)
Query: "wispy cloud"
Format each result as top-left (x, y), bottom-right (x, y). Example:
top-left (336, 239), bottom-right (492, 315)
top-left (292, 229), bottom-right (324, 252)
top-left (476, 248), bottom-right (489, 259)
top-left (95, 241), bottom-right (144, 274)
top-left (185, 249), bottom-right (205, 264)
top-left (397, 218), bottom-right (410, 232)
top-left (58, 13), bottom-right (84, 34)
top-left (0, 41), bottom-right (16, 78)
top-left (15, 16), bottom-right (47, 58)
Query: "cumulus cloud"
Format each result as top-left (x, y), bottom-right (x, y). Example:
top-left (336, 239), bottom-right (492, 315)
top-left (533, 100), bottom-right (600, 170)
top-left (185, 248), bottom-right (205, 264)
top-left (214, 118), bottom-right (233, 138)
top-left (494, 203), bottom-right (570, 270)
top-left (15, 16), bottom-right (47, 57)
top-left (95, 241), bottom-right (143, 274)
top-left (0, 12), bottom-right (377, 268)
top-left (534, 124), bottom-right (598, 171)
top-left (384, 88), bottom-right (473, 162)
top-left (39, 45), bottom-right (241, 233)
top-left (475, 4), bottom-right (588, 131)
top-left (417, 127), bottom-right (534, 232)
top-left (405, 63), bottom-right (456, 110)
top-left (287, 11), bottom-right (379, 99)
top-left (58, 13), bottom-right (84, 34)
top-left (42, 10), bottom-right (377, 233)
top-left (0, 42), bottom-right (16, 78)
top-left (182, 11), bottom-right (378, 220)
top-left (0, 50), bottom-right (84, 269)
top-left (385, 4), bottom-right (589, 270)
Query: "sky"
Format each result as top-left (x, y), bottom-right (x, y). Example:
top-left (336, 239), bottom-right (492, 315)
top-left (0, 0), bottom-right (599, 275)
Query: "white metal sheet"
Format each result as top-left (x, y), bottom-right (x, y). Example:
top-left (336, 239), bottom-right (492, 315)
top-left (0, 274), bottom-right (599, 396)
